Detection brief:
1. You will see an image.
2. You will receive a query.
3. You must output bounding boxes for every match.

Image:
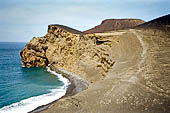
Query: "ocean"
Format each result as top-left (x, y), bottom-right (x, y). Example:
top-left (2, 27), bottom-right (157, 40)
top-left (0, 42), bottom-right (69, 113)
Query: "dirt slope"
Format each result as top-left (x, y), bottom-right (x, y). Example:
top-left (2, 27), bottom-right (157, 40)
top-left (41, 28), bottom-right (170, 113)
top-left (136, 14), bottom-right (170, 31)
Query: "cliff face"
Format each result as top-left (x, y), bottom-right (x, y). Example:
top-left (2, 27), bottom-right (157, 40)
top-left (21, 25), bottom-right (115, 82)
top-left (84, 19), bottom-right (145, 34)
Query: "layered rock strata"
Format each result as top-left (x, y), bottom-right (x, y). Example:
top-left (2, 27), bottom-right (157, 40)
top-left (21, 24), bottom-right (115, 82)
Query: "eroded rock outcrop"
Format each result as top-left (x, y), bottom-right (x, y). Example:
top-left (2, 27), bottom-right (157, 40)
top-left (21, 24), bottom-right (115, 82)
top-left (84, 19), bottom-right (145, 34)
top-left (20, 37), bottom-right (48, 67)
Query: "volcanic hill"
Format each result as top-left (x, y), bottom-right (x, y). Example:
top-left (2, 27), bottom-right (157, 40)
top-left (84, 19), bottom-right (145, 34)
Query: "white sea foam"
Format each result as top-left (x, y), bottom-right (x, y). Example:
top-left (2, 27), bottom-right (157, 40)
top-left (46, 67), bottom-right (70, 86)
top-left (0, 67), bottom-right (69, 113)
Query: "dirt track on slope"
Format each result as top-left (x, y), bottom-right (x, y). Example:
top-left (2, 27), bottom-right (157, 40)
top-left (41, 29), bottom-right (170, 113)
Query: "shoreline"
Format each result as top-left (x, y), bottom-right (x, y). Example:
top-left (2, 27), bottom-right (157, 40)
top-left (29, 65), bottom-right (89, 113)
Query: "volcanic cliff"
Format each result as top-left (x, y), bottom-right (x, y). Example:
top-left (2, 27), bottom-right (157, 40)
top-left (21, 24), bottom-right (116, 82)
top-left (84, 19), bottom-right (145, 34)
top-left (21, 14), bottom-right (170, 113)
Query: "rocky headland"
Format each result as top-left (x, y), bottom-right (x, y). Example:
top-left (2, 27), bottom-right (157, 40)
top-left (21, 14), bottom-right (170, 113)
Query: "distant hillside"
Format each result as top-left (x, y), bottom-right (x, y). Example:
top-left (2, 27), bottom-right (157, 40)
top-left (48, 24), bottom-right (84, 35)
top-left (84, 19), bottom-right (145, 34)
top-left (136, 14), bottom-right (170, 31)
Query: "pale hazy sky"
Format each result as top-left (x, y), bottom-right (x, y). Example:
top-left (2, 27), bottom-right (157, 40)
top-left (0, 0), bottom-right (170, 42)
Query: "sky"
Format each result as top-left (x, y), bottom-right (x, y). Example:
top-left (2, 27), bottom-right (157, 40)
top-left (0, 0), bottom-right (170, 42)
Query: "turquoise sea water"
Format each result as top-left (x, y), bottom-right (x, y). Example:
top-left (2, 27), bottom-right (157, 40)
top-left (0, 42), bottom-right (69, 113)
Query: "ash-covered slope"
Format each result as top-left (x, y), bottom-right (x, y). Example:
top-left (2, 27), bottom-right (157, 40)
top-left (136, 14), bottom-right (170, 31)
top-left (21, 14), bottom-right (170, 113)
top-left (84, 19), bottom-right (145, 34)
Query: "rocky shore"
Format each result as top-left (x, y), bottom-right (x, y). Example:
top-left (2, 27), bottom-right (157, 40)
top-left (21, 15), bottom-right (170, 113)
